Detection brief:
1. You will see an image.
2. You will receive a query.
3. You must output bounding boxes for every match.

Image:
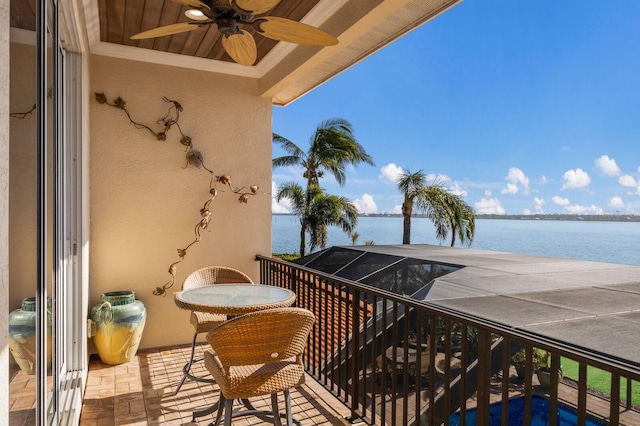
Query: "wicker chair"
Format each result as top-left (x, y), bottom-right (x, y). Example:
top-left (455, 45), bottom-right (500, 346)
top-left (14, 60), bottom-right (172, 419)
top-left (174, 266), bottom-right (253, 395)
top-left (204, 307), bottom-right (315, 426)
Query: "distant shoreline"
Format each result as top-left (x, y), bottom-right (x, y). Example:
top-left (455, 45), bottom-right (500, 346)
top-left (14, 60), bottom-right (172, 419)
top-left (273, 213), bottom-right (640, 222)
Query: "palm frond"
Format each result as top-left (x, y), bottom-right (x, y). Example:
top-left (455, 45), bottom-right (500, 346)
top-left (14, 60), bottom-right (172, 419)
top-left (272, 155), bottom-right (302, 168)
top-left (397, 168), bottom-right (427, 199)
top-left (276, 182), bottom-right (306, 216)
top-left (273, 134), bottom-right (305, 156)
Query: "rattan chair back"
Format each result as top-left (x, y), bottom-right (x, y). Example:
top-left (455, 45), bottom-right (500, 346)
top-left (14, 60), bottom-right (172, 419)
top-left (182, 266), bottom-right (253, 290)
top-left (206, 307), bottom-right (315, 368)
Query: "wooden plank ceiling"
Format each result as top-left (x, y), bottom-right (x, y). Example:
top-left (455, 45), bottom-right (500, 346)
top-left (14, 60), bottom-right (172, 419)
top-left (10, 0), bottom-right (36, 31)
top-left (101, 0), bottom-right (321, 64)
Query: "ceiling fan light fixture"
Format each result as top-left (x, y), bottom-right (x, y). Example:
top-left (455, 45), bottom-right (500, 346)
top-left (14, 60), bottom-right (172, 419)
top-left (185, 9), bottom-right (208, 21)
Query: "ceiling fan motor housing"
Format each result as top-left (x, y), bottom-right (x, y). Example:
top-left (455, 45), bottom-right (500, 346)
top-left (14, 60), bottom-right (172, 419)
top-left (216, 14), bottom-right (243, 36)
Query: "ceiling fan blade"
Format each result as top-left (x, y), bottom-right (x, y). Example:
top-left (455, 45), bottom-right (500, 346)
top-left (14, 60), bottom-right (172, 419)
top-left (254, 16), bottom-right (338, 46)
top-left (171, 0), bottom-right (210, 10)
top-left (130, 22), bottom-right (200, 40)
top-left (234, 0), bottom-right (281, 15)
top-left (130, 22), bottom-right (203, 40)
top-left (221, 32), bottom-right (258, 66)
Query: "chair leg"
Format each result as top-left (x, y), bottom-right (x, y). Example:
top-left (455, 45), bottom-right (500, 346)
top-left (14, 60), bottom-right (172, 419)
top-left (212, 394), bottom-right (225, 426)
top-left (174, 332), bottom-right (198, 395)
top-left (284, 390), bottom-right (293, 426)
top-left (223, 398), bottom-right (233, 426)
top-left (271, 393), bottom-right (283, 426)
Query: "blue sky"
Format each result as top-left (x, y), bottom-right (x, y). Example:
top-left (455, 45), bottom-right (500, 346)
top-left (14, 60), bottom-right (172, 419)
top-left (271, 0), bottom-right (640, 216)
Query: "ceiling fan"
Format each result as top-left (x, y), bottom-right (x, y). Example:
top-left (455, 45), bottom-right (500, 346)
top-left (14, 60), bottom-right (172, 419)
top-left (131, 0), bottom-right (338, 66)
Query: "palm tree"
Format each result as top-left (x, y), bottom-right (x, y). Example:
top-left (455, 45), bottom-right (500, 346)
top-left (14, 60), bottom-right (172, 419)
top-left (276, 182), bottom-right (358, 256)
top-left (273, 118), bottom-right (375, 188)
top-left (420, 185), bottom-right (476, 247)
top-left (397, 169), bottom-right (428, 245)
top-left (396, 168), bottom-right (476, 246)
top-left (273, 118), bottom-right (374, 255)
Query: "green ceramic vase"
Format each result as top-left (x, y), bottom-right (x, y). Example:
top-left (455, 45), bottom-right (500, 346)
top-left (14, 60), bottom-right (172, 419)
top-left (8, 297), bottom-right (52, 374)
top-left (91, 291), bottom-right (146, 365)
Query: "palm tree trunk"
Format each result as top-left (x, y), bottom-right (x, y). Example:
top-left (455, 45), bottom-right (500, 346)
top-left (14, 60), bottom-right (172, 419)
top-left (299, 222), bottom-right (306, 256)
top-left (402, 202), bottom-right (412, 244)
top-left (450, 219), bottom-right (457, 247)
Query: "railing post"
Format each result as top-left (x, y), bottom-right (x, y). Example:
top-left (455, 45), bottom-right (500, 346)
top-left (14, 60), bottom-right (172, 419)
top-left (289, 260), bottom-right (297, 295)
top-left (475, 329), bottom-right (491, 425)
top-left (578, 363), bottom-right (587, 425)
top-left (349, 288), bottom-right (360, 422)
top-left (549, 353), bottom-right (560, 426)
top-left (611, 373), bottom-right (620, 425)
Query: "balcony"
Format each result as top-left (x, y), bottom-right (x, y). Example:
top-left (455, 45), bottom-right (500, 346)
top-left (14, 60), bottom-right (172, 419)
top-left (11, 253), bottom-right (640, 425)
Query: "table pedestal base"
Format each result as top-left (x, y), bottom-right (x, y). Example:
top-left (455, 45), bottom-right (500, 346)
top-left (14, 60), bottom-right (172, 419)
top-left (195, 396), bottom-right (301, 426)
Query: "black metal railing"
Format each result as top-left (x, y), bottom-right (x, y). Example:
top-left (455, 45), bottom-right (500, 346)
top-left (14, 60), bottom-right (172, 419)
top-left (257, 255), bottom-right (640, 425)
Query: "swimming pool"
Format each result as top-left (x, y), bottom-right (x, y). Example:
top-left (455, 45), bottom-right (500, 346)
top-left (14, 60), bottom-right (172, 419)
top-left (449, 395), bottom-right (607, 426)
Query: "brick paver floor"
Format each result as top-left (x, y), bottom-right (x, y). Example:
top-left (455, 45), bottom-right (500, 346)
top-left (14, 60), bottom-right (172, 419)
top-left (79, 343), bottom-right (351, 425)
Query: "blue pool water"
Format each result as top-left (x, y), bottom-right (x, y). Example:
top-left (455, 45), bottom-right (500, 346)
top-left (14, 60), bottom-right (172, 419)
top-left (449, 395), bottom-right (607, 426)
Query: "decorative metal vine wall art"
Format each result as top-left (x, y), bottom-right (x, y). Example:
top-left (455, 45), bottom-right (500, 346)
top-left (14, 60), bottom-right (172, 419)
top-left (94, 93), bottom-right (263, 297)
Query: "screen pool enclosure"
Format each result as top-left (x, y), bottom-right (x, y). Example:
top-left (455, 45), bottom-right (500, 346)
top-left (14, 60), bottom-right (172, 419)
top-left (294, 245), bottom-right (462, 298)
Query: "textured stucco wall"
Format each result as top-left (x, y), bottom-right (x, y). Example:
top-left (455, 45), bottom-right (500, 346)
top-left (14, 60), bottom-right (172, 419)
top-left (1, 0), bottom-right (10, 414)
top-left (90, 55), bottom-right (273, 348)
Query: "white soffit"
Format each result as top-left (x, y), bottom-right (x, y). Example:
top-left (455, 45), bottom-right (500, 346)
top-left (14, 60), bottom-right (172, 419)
top-left (268, 0), bottom-right (462, 106)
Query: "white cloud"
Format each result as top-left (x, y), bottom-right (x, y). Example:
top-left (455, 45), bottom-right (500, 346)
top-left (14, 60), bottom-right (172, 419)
top-left (474, 198), bottom-right (505, 215)
top-left (426, 173), bottom-right (451, 184)
top-left (595, 155), bottom-right (621, 177)
top-left (533, 197), bottom-right (544, 213)
top-left (353, 194), bottom-right (378, 214)
top-left (539, 175), bottom-right (547, 185)
top-left (392, 205), bottom-right (403, 214)
top-left (448, 181), bottom-right (467, 197)
top-left (619, 175), bottom-right (637, 187)
top-left (271, 181), bottom-right (291, 213)
top-left (564, 204), bottom-right (603, 215)
top-left (484, 189), bottom-right (492, 196)
top-left (272, 199), bottom-right (290, 214)
top-left (379, 163), bottom-right (403, 183)
top-left (608, 196), bottom-right (624, 209)
top-left (501, 183), bottom-right (519, 194)
top-left (561, 168), bottom-right (590, 190)
top-left (522, 209), bottom-right (531, 215)
top-left (552, 196), bottom-right (570, 206)
top-left (500, 167), bottom-right (530, 195)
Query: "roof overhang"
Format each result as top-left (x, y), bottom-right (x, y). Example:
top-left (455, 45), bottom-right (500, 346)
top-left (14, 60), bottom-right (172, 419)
top-left (77, 0), bottom-right (462, 105)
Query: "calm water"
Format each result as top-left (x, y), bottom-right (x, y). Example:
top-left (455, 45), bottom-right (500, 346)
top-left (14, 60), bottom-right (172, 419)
top-left (272, 215), bottom-right (640, 266)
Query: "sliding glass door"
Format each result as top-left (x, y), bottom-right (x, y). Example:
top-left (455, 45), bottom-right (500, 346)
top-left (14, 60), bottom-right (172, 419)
top-left (8, 0), bottom-right (85, 423)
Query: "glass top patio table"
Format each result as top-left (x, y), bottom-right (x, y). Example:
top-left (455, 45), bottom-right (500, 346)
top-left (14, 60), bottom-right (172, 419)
top-left (174, 284), bottom-right (296, 315)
